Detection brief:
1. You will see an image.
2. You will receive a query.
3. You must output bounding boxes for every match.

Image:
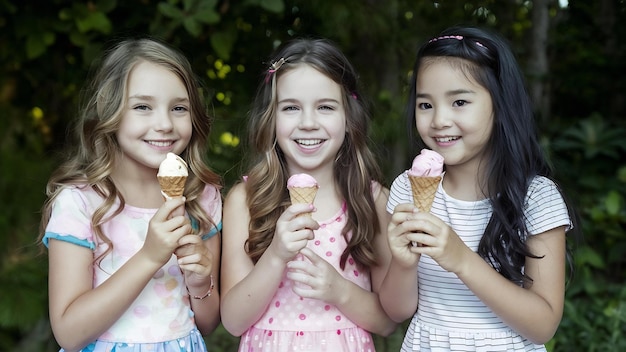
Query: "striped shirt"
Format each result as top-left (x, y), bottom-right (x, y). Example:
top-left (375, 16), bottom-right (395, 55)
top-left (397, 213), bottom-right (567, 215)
top-left (387, 172), bottom-right (572, 351)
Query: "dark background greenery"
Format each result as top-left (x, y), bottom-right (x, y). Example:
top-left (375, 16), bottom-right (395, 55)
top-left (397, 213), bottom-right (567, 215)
top-left (1, 0), bottom-right (625, 351)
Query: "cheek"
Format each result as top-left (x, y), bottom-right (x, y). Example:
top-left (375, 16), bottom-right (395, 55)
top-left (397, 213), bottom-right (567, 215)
top-left (275, 118), bottom-right (290, 136)
top-left (414, 114), bottom-right (429, 134)
top-left (178, 117), bottom-right (193, 140)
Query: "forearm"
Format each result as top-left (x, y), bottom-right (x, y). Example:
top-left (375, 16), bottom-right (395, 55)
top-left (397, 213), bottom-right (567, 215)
top-left (379, 258), bottom-right (419, 323)
top-left (335, 279), bottom-right (397, 336)
top-left (456, 252), bottom-right (564, 344)
top-left (188, 278), bottom-right (220, 335)
top-left (220, 252), bottom-right (286, 336)
top-left (50, 251), bottom-right (162, 351)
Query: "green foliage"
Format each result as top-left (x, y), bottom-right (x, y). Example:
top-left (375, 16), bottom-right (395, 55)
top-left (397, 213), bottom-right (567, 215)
top-left (546, 115), bottom-right (626, 351)
top-left (1, 0), bottom-right (626, 351)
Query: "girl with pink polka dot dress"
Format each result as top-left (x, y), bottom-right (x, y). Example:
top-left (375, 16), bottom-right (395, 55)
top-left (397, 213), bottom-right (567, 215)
top-left (39, 38), bottom-right (222, 351)
top-left (220, 38), bottom-right (397, 351)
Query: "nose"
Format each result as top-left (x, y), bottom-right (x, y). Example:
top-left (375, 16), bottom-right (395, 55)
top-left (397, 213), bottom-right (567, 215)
top-left (298, 108), bottom-right (318, 130)
top-left (154, 109), bottom-right (174, 131)
top-left (431, 107), bottom-right (452, 129)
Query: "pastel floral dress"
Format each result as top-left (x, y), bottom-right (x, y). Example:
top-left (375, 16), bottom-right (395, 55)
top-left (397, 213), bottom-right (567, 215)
top-left (239, 201), bottom-right (375, 352)
top-left (43, 184), bottom-right (222, 352)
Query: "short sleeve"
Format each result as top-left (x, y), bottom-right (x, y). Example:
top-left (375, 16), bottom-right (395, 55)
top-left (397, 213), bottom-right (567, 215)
top-left (43, 187), bottom-right (96, 250)
top-left (524, 176), bottom-right (573, 237)
top-left (197, 184), bottom-right (223, 240)
top-left (386, 171), bottom-right (413, 214)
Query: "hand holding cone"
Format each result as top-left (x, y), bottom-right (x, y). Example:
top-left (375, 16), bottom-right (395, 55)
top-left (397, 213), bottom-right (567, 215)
top-left (287, 173), bottom-right (318, 218)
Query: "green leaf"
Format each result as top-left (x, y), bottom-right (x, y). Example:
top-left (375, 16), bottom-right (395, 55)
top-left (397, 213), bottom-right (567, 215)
top-left (244, 0), bottom-right (284, 13)
top-left (75, 11), bottom-right (112, 34)
top-left (575, 245), bottom-right (606, 269)
top-left (97, 0), bottom-right (118, 13)
top-left (210, 29), bottom-right (237, 60)
top-left (158, 2), bottom-right (184, 19)
top-left (183, 17), bottom-right (202, 37)
top-left (259, 0), bottom-right (284, 12)
top-left (195, 5), bottom-right (220, 25)
top-left (617, 166), bottom-right (626, 183)
top-left (25, 32), bottom-right (56, 59)
top-left (605, 190), bottom-right (622, 216)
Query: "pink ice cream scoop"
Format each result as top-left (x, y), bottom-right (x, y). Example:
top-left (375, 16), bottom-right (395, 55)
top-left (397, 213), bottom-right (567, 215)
top-left (287, 173), bottom-right (318, 189)
top-left (408, 149), bottom-right (444, 177)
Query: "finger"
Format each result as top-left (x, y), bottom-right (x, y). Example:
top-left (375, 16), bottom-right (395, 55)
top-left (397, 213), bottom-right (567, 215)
top-left (178, 262), bottom-right (211, 276)
top-left (299, 248), bottom-right (321, 263)
top-left (174, 243), bottom-right (197, 258)
top-left (169, 222), bottom-right (193, 241)
top-left (281, 203), bottom-right (316, 220)
top-left (155, 197), bottom-right (186, 222)
top-left (406, 232), bottom-right (434, 247)
top-left (393, 203), bottom-right (417, 213)
top-left (289, 229), bottom-right (316, 244)
top-left (177, 233), bottom-right (202, 246)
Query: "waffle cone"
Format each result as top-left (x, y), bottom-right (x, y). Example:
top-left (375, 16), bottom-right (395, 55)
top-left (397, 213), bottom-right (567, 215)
top-left (408, 175), bottom-right (441, 212)
top-left (288, 186), bottom-right (318, 218)
top-left (158, 176), bottom-right (187, 198)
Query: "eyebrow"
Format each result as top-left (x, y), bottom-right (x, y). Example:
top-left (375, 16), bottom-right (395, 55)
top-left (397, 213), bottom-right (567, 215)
top-left (128, 95), bottom-right (190, 103)
top-left (278, 98), bottom-right (341, 104)
top-left (416, 89), bottom-right (476, 99)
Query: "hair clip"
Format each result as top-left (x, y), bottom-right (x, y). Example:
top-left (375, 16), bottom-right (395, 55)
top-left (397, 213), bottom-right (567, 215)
top-left (269, 58), bottom-right (285, 73)
top-left (428, 35), bottom-right (487, 49)
top-left (428, 35), bottom-right (464, 43)
top-left (265, 57), bottom-right (285, 83)
top-left (350, 92), bottom-right (358, 100)
top-left (428, 35), bottom-right (486, 50)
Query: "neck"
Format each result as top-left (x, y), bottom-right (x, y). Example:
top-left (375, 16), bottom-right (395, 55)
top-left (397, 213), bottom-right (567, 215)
top-left (110, 160), bottom-right (163, 208)
top-left (442, 164), bottom-right (488, 201)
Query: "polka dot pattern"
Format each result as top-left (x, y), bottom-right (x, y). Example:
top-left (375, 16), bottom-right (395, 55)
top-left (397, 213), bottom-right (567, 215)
top-left (240, 201), bottom-right (375, 351)
top-left (42, 185), bottom-right (222, 348)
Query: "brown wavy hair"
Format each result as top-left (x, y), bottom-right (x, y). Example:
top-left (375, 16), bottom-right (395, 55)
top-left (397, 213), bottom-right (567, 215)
top-left (244, 38), bottom-right (383, 270)
top-left (39, 37), bottom-right (221, 264)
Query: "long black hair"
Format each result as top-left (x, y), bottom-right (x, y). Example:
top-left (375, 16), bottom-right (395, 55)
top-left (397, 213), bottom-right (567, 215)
top-left (406, 26), bottom-right (577, 285)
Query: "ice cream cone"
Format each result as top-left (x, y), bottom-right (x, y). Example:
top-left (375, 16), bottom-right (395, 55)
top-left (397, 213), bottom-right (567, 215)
top-left (288, 186), bottom-right (318, 218)
top-left (158, 175), bottom-right (187, 198)
top-left (408, 175), bottom-right (441, 213)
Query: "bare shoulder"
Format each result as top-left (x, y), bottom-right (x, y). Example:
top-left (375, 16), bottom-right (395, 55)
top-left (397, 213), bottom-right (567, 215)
top-left (224, 182), bottom-right (247, 209)
top-left (371, 181), bottom-right (390, 213)
top-left (371, 181), bottom-right (389, 201)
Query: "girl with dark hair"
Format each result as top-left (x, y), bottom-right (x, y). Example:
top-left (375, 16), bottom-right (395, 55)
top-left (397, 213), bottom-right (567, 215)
top-left (380, 26), bottom-right (577, 351)
top-left (220, 38), bottom-right (396, 351)
top-left (39, 38), bottom-right (222, 351)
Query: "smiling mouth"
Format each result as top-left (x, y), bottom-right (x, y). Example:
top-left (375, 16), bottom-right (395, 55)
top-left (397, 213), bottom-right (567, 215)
top-left (147, 140), bottom-right (174, 147)
top-left (296, 139), bottom-right (323, 146)
top-left (434, 136), bottom-right (460, 143)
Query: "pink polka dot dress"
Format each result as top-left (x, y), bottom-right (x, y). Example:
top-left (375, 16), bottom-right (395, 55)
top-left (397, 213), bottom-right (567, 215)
top-left (239, 202), bottom-right (375, 352)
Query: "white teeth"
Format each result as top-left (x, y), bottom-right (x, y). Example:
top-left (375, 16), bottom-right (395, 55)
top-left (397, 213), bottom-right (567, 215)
top-left (296, 139), bottom-right (323, 146)
top-left (436, 136), bottom-right (458, 143)
top-left (148, 141), bottom-right (173, 147)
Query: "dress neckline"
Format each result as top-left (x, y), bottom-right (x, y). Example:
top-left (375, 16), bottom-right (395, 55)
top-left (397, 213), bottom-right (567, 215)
top-left (317, 201), bottom-right (347, 226)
